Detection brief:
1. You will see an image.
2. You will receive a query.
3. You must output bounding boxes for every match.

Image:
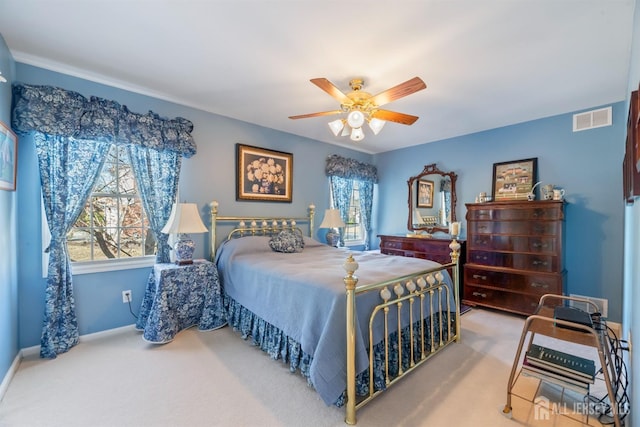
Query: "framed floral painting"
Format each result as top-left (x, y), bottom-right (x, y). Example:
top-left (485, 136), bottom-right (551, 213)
top-left (236, 143), bottom-right (293, 202)
top-left (0, 121), bottom-right (17, 191)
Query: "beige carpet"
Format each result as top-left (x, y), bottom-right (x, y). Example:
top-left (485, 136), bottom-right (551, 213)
top-left (0, 309), bottom-right (614, 427)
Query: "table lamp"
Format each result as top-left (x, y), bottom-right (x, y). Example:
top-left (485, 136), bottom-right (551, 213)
top-left (161, 203), bottom-right (208, 265)
top-left (319, 208), bottom-right (345, 247)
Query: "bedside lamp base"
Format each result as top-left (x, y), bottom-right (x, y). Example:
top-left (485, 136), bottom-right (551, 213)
top-left (325, 229), bottom-right (340, 247)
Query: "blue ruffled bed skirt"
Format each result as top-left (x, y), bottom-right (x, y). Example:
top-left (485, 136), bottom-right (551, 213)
top-left (225, 297), bottom-right (455, 407)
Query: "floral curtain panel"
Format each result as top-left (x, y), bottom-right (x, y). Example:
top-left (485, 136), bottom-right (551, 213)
top-left (36, 134), bottom-right (111, 358)
top-left (325, 155), bottom-right (377, 248)
top-left (128, 144), bottom-right (181, 264)
top-left (12, 83), bottom-right (196, 358)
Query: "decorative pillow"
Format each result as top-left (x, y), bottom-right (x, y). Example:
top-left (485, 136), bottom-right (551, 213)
top-left (269, 229), bottom-right (305, 253)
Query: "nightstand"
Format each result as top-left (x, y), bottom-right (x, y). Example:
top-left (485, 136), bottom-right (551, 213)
top-left (136, 259), bottom-right (227, 343)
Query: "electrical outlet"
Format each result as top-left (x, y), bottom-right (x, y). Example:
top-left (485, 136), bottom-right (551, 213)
top-left (122, 290), bottom-right (132, 303)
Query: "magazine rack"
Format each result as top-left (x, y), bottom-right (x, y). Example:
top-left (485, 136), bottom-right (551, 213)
top-left (502, 294), bottom-right (621, 427)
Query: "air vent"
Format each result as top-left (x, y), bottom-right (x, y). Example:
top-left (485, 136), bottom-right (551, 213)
top-left (573, 106), bottom-right (612, 132)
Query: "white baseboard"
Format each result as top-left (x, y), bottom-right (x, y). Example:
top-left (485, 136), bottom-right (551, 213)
top-left (0, 323), bottom-right (137, 401)
top-left (0, 352), bottom-right (22, 403)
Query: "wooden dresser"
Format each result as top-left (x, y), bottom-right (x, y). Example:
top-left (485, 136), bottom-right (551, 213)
top-left (463, 201), bottom-right (566, 315)
top-left (378, 235), bottom-right (466, 297)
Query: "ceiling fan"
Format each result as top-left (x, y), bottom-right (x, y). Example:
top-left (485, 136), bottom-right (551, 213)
top-left (289, 77), bottom-right (427, 141)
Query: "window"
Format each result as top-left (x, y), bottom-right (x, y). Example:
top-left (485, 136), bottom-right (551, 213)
top-left (65, 144), bottom-right (155, 270)
top-left (332, 180), bottom-right (365, 245)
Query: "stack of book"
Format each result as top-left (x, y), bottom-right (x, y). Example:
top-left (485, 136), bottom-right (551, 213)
top-left (521, 343), bottom-right (596, 393)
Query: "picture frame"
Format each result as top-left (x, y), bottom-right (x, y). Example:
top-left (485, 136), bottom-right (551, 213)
top-left (0, 120), bottom-right (17, 192)
top-left (624, 87), bottom-right (640, 203)
top-left (416, 179), bottom-right (434, 208)
top-left (236, 143), bottom-right (293, 202)
top-left (492, 157), bottom-right (538, 201)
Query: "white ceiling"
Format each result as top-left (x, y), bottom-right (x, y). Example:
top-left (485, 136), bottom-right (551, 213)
top-left (0, 0), bottom-right (635, 154)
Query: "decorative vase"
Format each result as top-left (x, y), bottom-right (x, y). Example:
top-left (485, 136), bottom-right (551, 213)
top-left (326, 229), bottom-right (340, 247)
top-left (174, 234), bottom-right (195, 265)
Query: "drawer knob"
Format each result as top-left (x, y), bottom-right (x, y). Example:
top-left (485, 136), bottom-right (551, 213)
top-left (472, 274), bottom-right (487, 280)
top-left (532, 242), bottom-right (549, 249)
top-left (531, 282), bottom-right (549, 289)
top-left (472, 291), bottom-right (487, 298)
top-left (532, 260), bottom-right (548, 266)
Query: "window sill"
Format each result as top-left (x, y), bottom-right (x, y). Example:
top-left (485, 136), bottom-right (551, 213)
top-left (71, 256), bottom-right (156, 275)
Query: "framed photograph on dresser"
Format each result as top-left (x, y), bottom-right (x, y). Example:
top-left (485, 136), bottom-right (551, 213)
top-left (491, 157), bottom-right (538, 201)
top-left (416, 179), bottom-right (434, 208)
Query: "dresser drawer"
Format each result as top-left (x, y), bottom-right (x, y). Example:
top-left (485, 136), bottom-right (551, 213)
top-left (463, 285), bottom-right (541, 315)
top-left (468, 221), bottom-right (559, 236)
top-left (468, 235), bottom-right (558, 253)
top-left (466, 205), bottom-right (562, 221)
top-left (467, 251), bottom-right (559, 272)
top-left (464, 266), bottom-right (562, 295)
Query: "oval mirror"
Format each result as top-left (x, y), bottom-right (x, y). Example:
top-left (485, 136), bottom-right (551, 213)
top-left (407, 164), bottom-right (458, 233)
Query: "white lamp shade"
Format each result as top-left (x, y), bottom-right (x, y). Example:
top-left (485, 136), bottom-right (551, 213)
top-left (350, 126), bottom-right (365, 141)
top-left (347, 110), bottom-right (365, 128)
top-left (161, 203), bottom-right (208, 234)
top-left (328, 119), bottom-right (345, 136)
top-left (318, 209), bottom-right (345, 228)
top-left (368, 118), bottom-right (386, 135)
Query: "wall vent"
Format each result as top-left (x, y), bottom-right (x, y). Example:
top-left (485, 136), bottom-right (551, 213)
top-left (573, 106), bottom-right (612, 132)
top-left (569, 293), bottom-right (608, 318)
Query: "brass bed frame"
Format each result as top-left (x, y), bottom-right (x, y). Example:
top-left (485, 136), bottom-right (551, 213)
top-left (209, 201), bottom-right (461, 425)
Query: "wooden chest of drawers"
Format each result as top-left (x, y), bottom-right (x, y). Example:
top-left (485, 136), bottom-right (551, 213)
top-left (463, 201), bottom-right (566, 315)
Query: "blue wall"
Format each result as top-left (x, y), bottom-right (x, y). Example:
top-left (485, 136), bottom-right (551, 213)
top-left (0, 35), bottom-right (18, 392)
top-left (14, 63), bottom-right (374, 348)
top-left (374, 106), bottom-right (626, 321)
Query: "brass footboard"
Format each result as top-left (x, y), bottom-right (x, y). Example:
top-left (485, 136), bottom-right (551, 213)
top-left (343, 240), bottom-right (461, 425)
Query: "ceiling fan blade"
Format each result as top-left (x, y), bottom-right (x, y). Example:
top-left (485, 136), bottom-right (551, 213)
top-left (369, 77), bottom-right (426, 107)
top-left (371, 109), bottom-right (420, 125)
top-left (310, 78), bottom-right (351, 104)
top-left (288, 110), bottom-right (342, 120)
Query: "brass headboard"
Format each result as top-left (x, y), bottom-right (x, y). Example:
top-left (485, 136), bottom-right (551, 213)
top-left (209, 201), bottom-right (316, 260)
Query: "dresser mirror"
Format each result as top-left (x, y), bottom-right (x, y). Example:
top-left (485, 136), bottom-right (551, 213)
top-left (407, 164), bottom-right (458, 233)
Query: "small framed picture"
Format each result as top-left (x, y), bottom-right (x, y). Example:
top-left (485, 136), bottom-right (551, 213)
top-left (492, 157), bottom-right (538, 201)
top-left (236, 143), bottom-right (293, 202)
top-left (0, 121), bottom-right (17, 191)
top-left (416, 179), bottom-right (434, 208)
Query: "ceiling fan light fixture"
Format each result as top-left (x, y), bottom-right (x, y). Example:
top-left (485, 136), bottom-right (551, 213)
top-left (368, 118), bottom-right (386, 135)
top-left (347, 110), bottom-right (365, 129)
top-left (350, 127), bottom-right (365, 141)
top-left (328, 119), bottom-right (345, 136)
top-left (290, 76), bottom-right (426, 144)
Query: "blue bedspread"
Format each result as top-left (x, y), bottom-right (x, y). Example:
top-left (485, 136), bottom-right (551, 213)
top-left (215, 236), bottom-right (452, 405)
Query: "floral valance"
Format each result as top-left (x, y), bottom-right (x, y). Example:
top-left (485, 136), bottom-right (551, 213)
top-left (325, 154), bottom-right (378, 183)
top-left (11, 83), bottom-right (196, 157)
